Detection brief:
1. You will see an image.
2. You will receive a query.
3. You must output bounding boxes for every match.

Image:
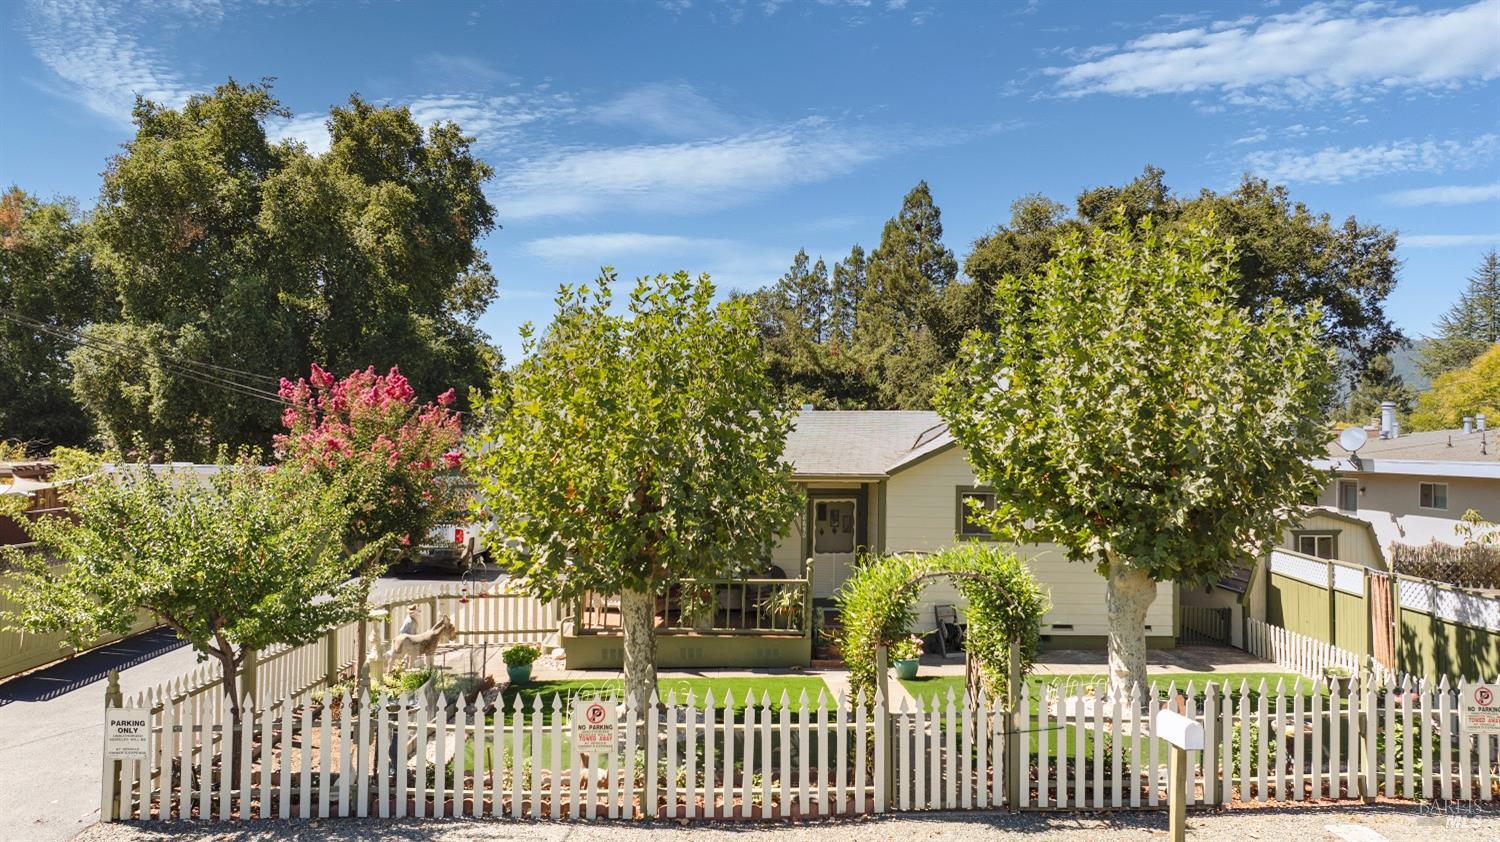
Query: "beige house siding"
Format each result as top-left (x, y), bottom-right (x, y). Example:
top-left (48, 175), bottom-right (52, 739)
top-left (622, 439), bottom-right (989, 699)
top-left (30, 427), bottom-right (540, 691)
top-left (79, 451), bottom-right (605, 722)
top-left (1317, 473), bottom-right (1500, 550)
top-left (1281, 511), bottom-right (1386, 569)
top-left (883, 446), bottom-right (1176, 639)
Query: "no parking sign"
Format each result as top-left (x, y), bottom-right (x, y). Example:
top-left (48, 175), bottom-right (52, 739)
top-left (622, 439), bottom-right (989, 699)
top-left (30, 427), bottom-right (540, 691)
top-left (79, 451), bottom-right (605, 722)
top-left (573, 700), bottom-right (617, 751)
top-left (1461, 684), bottom-right (1500, 734)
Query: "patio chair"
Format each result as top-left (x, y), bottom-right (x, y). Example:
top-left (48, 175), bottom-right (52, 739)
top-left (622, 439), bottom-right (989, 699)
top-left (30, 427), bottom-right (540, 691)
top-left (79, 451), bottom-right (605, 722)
top-left (933, 604), bottom-right (964, 657)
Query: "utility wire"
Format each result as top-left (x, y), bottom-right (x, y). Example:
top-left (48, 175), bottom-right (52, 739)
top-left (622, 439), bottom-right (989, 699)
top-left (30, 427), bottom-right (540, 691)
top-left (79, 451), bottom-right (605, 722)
top-left (0, 310), bottom-right (290, 406)
top-left (0, 307), bottom-right (283, 387)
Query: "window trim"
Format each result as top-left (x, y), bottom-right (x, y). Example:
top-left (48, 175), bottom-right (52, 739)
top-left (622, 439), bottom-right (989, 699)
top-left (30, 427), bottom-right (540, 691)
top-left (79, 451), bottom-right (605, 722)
top-left (1418, 481), bottom-right (1449, 511)
top-left (1292, 529), bottom-right (1339, 560)
top-left (955, 485), bottom-right (1000, 541)
top-left (1336, 479), bottom-right (1359, 513)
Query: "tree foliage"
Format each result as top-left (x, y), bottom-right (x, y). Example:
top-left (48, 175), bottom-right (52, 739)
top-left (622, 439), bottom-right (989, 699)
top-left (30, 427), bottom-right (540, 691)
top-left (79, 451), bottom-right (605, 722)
top-left (58, 78), bottom-right (499, 457)
top-left (0, 188), bottom-right (107, 448)
top-left (934, 217), bottom-right (1335, 695)
top-left (1333, 353), bottom-right (1417, 427)
top-left (470, 270), bottom-right (803, 710)
top-left (834, 545), bottom-right (1047, 703)
top-left (1420, 250), bottom-right (1500, 378)
top-left (1408, 344), bottom-right (1500, 431)
top-left (1, 458), bottom-right (382, 709)
top-left (274, 363), bottom-right (465, 560)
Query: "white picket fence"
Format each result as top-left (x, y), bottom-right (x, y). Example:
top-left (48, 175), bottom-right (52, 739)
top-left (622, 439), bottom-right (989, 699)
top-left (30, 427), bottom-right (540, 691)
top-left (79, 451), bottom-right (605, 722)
top-left (138, 580), bottom-right (558, 712)
top-left (103, 672), bottom-right (1500, 822)
top-left (1245, 617), bottom-right (1392, 684)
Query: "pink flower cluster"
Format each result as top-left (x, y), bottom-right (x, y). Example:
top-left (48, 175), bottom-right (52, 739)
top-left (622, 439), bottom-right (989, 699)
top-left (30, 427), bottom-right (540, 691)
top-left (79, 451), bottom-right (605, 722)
top-left (274, 364), bottom-right (463, 477)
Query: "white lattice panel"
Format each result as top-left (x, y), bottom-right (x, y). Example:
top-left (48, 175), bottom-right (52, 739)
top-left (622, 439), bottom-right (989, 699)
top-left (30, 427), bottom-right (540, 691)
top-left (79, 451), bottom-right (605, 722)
top-left (1270, 550), bottom-right (1329, 587)
top-left (1332, 564), bottom-right (1365, 596)
top-left (1398, 578), bottom-right (1434, 613)
top-left (1433, 587), bottom-right (1500, 633)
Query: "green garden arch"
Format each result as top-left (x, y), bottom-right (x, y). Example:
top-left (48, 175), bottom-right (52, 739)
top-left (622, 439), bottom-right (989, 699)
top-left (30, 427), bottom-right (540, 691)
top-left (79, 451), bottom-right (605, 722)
top-left (834, 545), bottom-right (1049, 705)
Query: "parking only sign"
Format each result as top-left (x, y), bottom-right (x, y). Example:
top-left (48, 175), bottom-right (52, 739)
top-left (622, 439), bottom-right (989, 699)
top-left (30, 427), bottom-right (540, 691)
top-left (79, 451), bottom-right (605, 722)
top-left (573, 700), bottom-right (617, 752)
top-left (1462, 684), bottom-right (1500, 734)
top-left (105, 709), bottom-right (150, 760)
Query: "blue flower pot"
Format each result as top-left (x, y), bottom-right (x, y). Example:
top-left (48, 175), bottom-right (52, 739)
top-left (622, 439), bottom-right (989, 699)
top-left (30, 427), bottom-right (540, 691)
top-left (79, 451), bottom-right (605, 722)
top-left (894, 658), bottom-right (920, 680)
top-left (507, 664), bottom-right (532, 685)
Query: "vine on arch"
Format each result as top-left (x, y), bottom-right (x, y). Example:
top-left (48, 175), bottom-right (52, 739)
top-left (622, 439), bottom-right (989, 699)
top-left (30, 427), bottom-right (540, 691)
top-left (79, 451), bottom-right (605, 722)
top-left (834, 544), bottom-right (1048, 702)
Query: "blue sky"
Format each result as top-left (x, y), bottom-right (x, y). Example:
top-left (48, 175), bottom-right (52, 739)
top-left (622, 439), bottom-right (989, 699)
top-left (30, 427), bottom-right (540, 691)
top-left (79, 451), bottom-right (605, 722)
top-left (2, 0), bottom-right (1498, 364)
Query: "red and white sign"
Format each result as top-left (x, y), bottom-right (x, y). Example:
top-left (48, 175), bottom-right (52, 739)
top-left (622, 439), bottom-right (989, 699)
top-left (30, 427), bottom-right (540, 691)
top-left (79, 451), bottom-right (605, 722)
top-left (573, 700), bottom-right (617, 751)
top-left (1461, 684), bottom-right (1500, 735)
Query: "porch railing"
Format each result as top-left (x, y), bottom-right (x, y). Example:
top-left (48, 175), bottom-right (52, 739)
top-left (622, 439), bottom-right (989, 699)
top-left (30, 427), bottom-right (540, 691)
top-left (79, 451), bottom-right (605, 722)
top-left (575, 576), bottom-right (812, 638)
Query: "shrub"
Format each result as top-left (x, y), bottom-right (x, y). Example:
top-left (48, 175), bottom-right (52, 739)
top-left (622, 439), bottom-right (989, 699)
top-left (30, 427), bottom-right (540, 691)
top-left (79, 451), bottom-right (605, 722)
top-left (889, 634), bottom-right (924, 661)
top-left (504, 644), bottom-right (541, 667)
top-left (834, 545), bottom-right (1047, 702)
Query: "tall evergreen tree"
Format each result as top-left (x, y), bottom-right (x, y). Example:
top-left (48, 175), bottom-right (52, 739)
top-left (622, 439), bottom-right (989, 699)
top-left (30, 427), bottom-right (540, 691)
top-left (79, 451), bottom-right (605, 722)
top-left (1420, 249), bottom-right (1500, 378)
top-left (856, 181), bottom-right (958, 409)
top-left (1334, 353), bottom-right (1417, 426)
top-left (830, 244), bottom-right (865, 345)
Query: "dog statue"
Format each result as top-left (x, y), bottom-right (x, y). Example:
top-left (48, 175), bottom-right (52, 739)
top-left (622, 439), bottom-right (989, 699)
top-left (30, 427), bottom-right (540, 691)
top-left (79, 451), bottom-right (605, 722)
top-left (388, 614), bottom-right (458, 670)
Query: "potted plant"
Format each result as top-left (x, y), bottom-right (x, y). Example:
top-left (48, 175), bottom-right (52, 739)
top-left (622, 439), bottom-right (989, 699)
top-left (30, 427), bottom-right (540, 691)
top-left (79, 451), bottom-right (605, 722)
top-left (679, 583), bottom-right (718, 633)
top-left (890, 634), bottom-right (923, 680)
top-left (1322, 665), bottom-right (1353, 695)
top-left (504, 644), bottom-right (540, 685)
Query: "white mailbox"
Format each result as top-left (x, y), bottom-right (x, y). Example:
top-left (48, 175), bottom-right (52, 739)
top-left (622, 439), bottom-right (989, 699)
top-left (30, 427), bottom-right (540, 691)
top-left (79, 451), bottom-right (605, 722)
top-left (1155, 708), bottom-right (1204, 751)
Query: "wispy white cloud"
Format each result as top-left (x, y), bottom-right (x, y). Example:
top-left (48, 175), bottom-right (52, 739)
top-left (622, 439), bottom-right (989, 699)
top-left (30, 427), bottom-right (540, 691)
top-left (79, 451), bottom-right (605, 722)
top-left (591, 82), bottom-right (742, 139)
top-left (1385, 182), bottom-right (1500, 207)
top-left (268, 112), bottom-right (331, 155)
top-left (523, 233), bottom-right (734, 262)
top-left (23, 0), bottom-right (203, 126)
top-left (1231, 130), bottom-right (1269, 146)
top-left (520, 231), bottom-right (807, 292)
top-left (1243, 134), bottom-right (1499, 184)
top-left (405, 92), bottom-right (573, 151)
top-left (1050, 0), bottom-right (1500, 104)
top-left (1401, 233), bottom-right (1500, 248)
top-left (492, 119), bottom-right (884, 220)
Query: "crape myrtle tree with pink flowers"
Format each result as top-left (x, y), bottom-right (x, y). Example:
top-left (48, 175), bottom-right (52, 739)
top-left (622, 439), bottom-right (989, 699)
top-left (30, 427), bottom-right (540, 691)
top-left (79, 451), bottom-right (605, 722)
top-left (275, 363), bottom-right (466, 563)
top-left (275, 363), bottom-right (467, 675)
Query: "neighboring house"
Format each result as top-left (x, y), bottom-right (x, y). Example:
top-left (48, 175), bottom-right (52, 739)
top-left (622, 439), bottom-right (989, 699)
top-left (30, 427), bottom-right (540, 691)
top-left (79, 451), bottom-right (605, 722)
top-left (0, 459), bottom-right (63, 546)
top-left (1309, 406), bottom-right (1499, 560)
top-left (767, 410), bottom-right (1177, 648)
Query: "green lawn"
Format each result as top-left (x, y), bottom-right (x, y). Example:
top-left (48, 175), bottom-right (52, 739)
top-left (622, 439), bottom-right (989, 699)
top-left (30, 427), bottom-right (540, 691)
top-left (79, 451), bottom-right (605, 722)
top-left (899, 670), bottom-right (1315, 709)
top-left (501, 676), bottom-right (834, 721)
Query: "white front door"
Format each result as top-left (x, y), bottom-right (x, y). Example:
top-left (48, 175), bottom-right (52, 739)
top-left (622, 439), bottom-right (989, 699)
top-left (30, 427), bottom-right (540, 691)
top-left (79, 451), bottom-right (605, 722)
top-left (811, 498), bottom-right (857, 598)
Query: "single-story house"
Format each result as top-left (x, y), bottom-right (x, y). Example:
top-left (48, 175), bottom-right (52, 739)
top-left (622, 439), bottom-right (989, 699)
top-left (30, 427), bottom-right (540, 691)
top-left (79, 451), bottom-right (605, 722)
top-left (766, 410), bottom-right (1178, 649)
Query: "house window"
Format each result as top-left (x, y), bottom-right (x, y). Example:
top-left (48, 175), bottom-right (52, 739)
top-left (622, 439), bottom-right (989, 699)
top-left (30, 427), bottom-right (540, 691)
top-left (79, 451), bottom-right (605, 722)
top-left (1337, 479), bottom-right (1359, 513)
top-left (1293, 531), bottom-right (1337, 560)
top-left (956, 487), bottom-right (999, 538)
top-left (1419, 482), bottom-right (1448, 511)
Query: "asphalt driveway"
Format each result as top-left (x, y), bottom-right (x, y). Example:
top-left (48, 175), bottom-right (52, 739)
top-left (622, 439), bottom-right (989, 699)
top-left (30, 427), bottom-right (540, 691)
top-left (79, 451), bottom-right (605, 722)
top-left (0, 571), bottom-right (476, 842)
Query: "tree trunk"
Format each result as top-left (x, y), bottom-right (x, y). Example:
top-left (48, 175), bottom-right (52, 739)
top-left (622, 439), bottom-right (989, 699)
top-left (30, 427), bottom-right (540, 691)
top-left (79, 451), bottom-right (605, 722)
top-left (214, 648), bottom-right (242, 731)
top-left (620, 587), bottom-right (658, 715)
top-left (1105, 554), bottom-right (1157, 702)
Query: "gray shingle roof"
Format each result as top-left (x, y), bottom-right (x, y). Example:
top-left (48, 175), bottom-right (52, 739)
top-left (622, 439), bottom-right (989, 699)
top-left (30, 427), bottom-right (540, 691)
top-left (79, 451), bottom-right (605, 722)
top-left (782, 410), bottom-right (952, 478)
top-left (1326, 428), bottom-right (1499, 462)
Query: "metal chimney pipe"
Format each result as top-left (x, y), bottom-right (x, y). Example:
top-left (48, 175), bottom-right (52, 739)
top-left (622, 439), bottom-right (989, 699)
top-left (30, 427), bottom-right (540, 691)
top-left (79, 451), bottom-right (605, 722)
top-left (1479, 413), bottom-right (1488, 432)
top-left (1380, 402), bottom-right (1397, 439)
top-left (1464, 416), bottom-right (1473, 435)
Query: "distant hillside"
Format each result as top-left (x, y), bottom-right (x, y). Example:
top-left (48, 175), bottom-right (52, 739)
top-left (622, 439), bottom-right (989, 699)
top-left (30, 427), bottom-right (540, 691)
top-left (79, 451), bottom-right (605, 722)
top-left (1390, 340), bottom-right (1431, 392)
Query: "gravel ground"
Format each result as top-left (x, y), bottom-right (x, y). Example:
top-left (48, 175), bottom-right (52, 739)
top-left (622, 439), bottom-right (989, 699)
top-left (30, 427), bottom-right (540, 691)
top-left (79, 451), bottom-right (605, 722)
top-left (70, 805), bottom-right (1500, 842)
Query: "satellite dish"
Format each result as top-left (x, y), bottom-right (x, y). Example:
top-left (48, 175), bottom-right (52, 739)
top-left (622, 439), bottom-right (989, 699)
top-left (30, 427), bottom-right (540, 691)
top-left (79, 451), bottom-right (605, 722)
top-left (1338, 426), bottom-right (1368, 453)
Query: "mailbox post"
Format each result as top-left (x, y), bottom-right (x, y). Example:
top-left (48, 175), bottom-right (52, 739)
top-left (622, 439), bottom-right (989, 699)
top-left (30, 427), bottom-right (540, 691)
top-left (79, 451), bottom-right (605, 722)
top-left (1155, 707), bottom-right (1204, 842)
